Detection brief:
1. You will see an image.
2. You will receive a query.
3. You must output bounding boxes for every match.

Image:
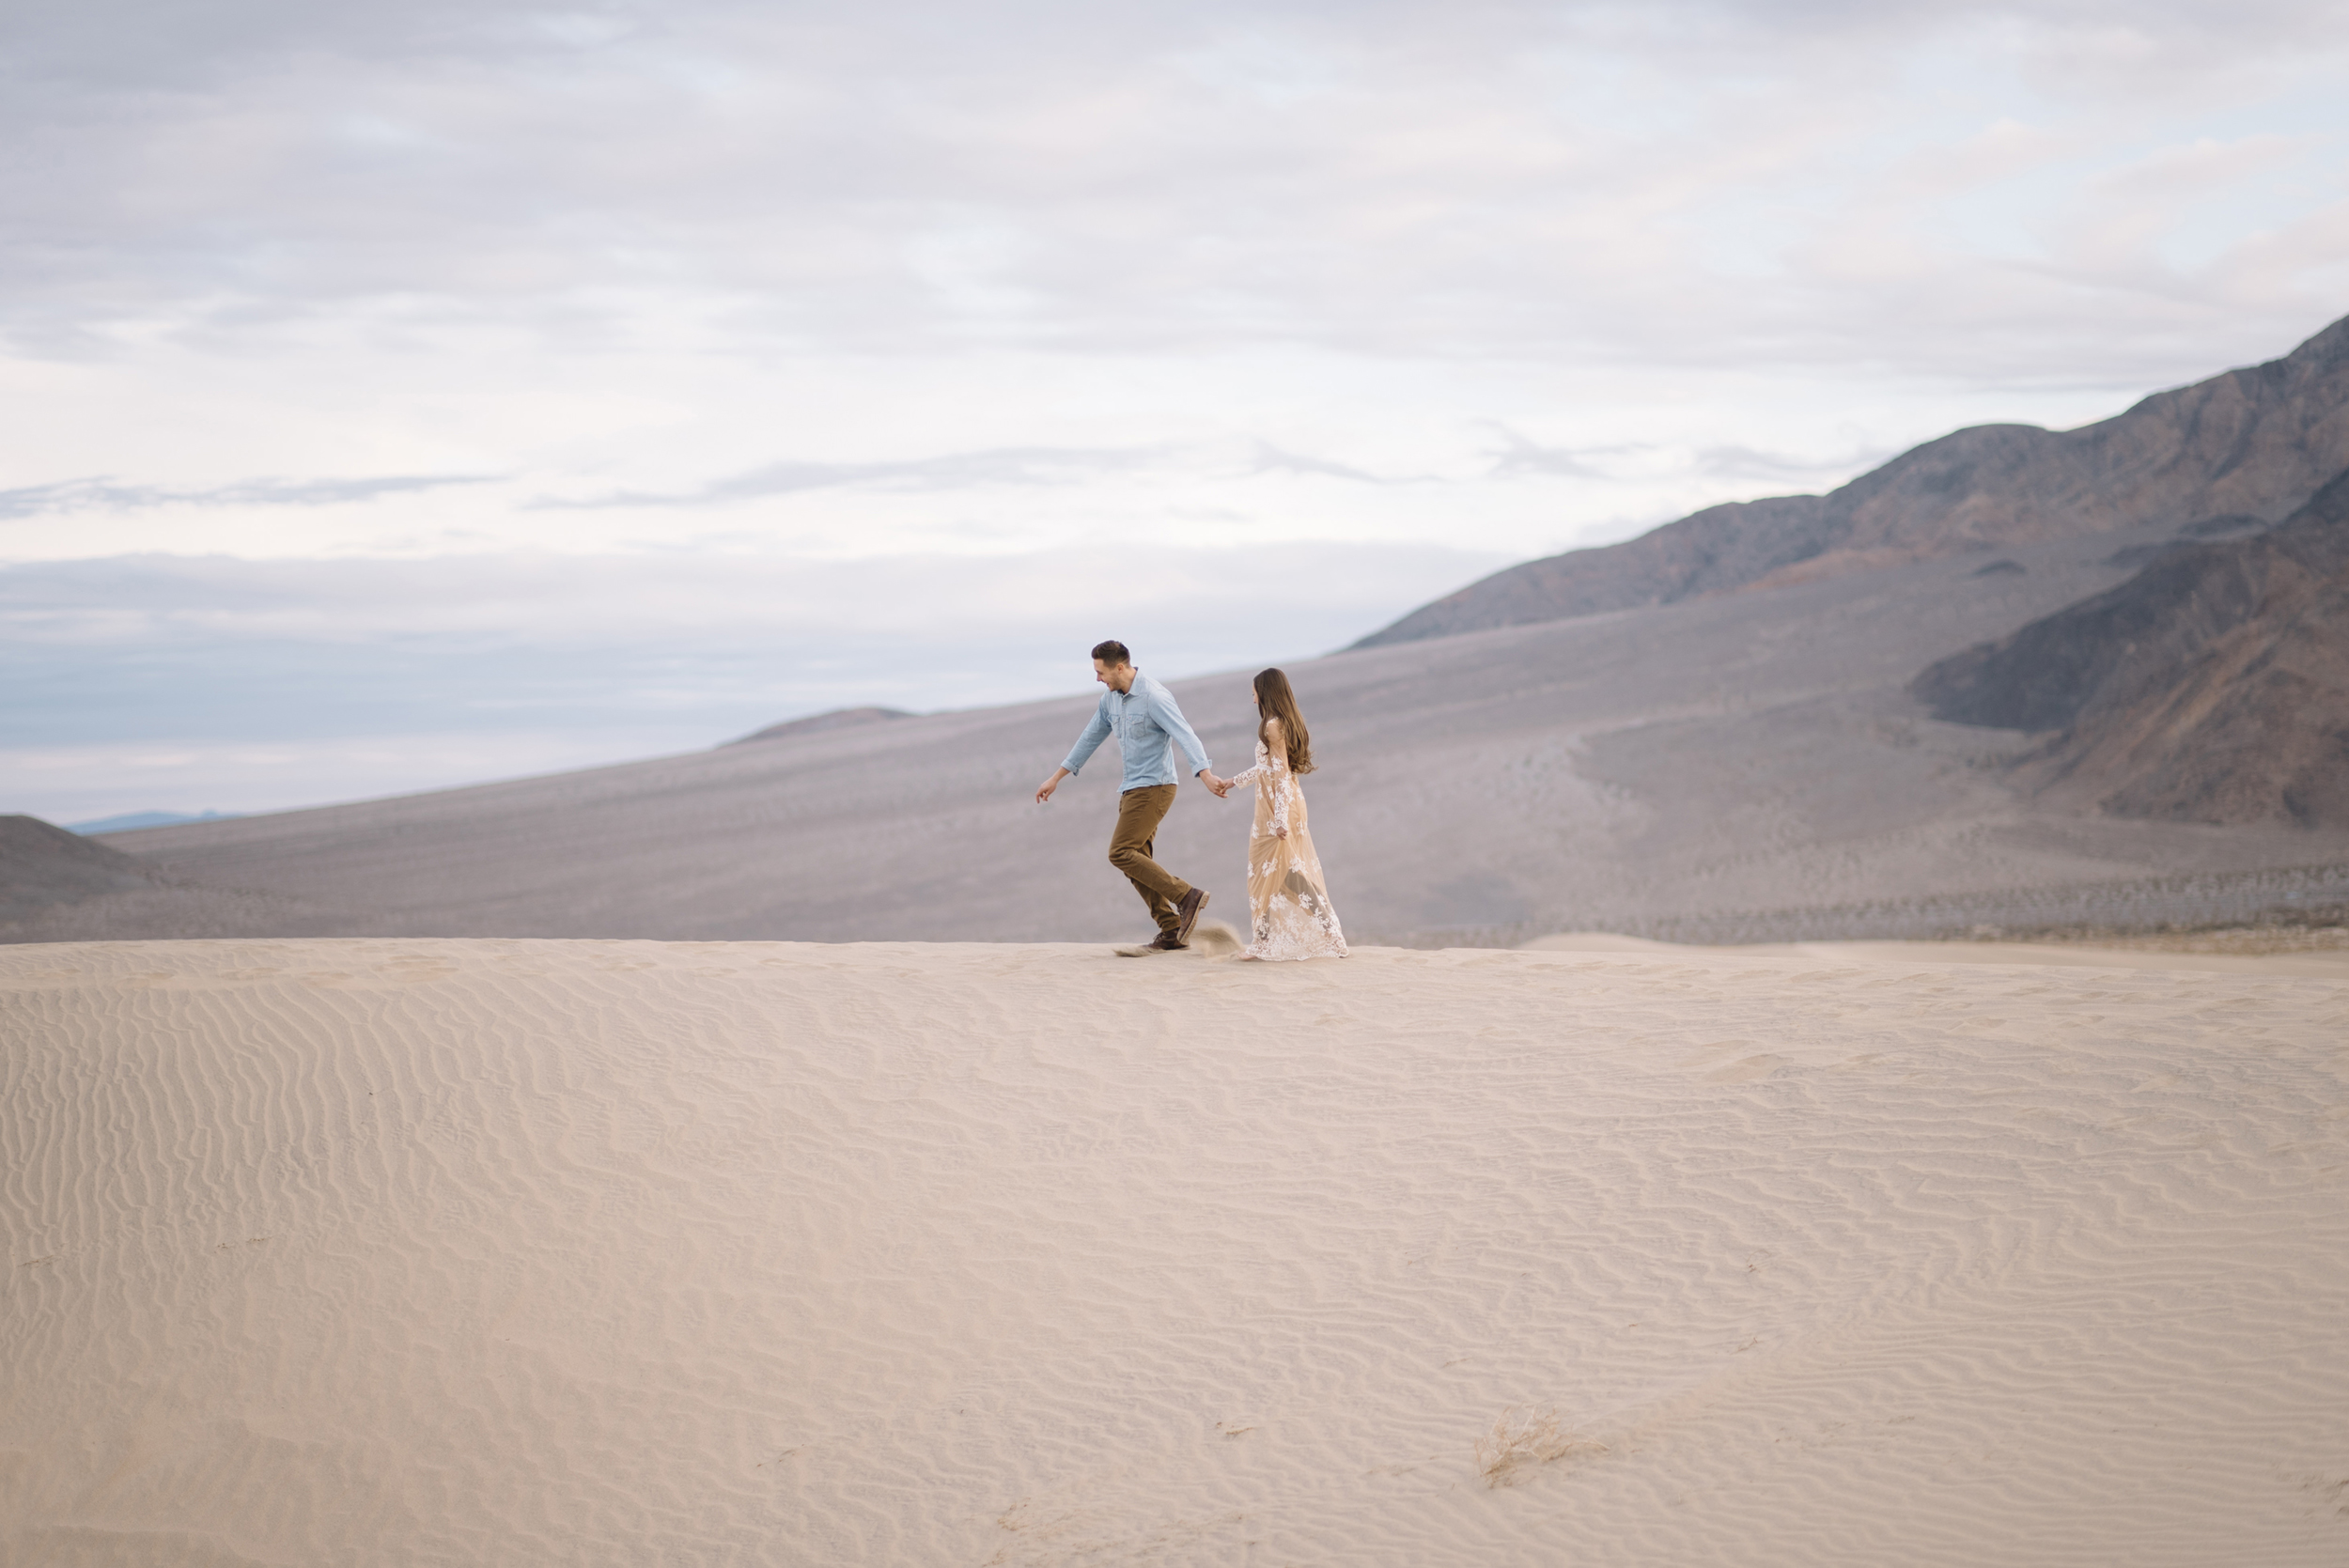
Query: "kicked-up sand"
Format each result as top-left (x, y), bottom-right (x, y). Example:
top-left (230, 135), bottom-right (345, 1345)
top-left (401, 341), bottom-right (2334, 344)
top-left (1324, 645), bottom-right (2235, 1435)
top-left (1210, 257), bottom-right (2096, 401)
top-left (4, 937), bottom-right (2345, 1565)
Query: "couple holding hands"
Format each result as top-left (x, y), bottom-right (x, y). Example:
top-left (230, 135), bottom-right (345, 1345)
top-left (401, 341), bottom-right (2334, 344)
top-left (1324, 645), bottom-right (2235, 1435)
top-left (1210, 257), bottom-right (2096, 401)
top-left (1034, 640), bottom-right (1347, 962)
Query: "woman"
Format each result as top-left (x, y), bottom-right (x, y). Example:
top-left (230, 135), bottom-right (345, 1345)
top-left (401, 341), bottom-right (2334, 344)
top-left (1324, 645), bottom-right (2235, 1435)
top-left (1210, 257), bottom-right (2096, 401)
top-left (1224, 667), bottom-right (1348, 961)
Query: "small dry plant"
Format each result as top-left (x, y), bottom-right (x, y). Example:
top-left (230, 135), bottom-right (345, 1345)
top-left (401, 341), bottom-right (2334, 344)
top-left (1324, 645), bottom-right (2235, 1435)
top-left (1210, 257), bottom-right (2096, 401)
top-left (1473, 1405), bottom-right (1608, 1489)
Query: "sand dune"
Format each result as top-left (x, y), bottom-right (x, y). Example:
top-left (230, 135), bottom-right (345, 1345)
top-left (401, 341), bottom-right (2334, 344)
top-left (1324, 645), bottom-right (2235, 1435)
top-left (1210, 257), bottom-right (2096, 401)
top-left (7, 937), bottom-right (2344, 1564)
top-left (1525, 931), bottom-right (2349, 974)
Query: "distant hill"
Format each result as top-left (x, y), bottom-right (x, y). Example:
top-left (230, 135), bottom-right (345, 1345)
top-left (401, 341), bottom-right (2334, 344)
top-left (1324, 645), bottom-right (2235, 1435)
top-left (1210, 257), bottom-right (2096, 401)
top-left (0, 815), bottom-right (164, 921)
top-left (1357, 313), bottom-right (2349, 647)
top-left (1914, 468), bottom-right (2349, 827)
top-left (71, 809), bottom-right (240, 835)
top-left (15, 521), bottom-right (2348, 949)
top-left (726, 706), bottom-right (913, 745)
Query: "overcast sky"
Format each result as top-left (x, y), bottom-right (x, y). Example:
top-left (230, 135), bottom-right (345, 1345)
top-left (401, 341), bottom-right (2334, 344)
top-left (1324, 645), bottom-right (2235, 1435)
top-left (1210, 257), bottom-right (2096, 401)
top-left (6, 0), bottom-right (2348, 823)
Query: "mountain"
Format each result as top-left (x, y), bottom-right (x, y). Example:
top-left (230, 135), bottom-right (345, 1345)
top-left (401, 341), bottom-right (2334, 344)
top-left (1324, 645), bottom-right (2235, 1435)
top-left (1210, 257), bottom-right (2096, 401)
top-left (1914, 468), bottom-right (2349, 828)
top-left (0, 815), bottom-right (165, 922)
top-left (726, 706), bottom-right (914, 745)
top-left (67, 809), bottom-right (240, 835)
top-left (17, 522), bottom-right (2349, 948)
top-left (1356, 313), bottom-right (2349, 647)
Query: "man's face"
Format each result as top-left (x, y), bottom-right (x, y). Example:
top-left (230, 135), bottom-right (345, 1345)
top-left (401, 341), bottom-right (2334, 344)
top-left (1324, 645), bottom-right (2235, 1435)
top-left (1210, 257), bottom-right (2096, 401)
top-left (1093, 658), bottom-right (1132, 691)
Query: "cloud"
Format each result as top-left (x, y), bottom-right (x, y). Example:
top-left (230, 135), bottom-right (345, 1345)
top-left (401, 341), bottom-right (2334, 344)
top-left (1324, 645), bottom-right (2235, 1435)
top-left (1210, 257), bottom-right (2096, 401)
top-left (0, 543), bottom-right (1509, 650)
top-left (0, 474), bottom-right (495, 520)
top-left (1481, 426), bottom-right (1641, 481)
top-left (543, 446), bottom-right (1166, 507)
top-left (5, 0), bottom-right (2344, 385)
top-left (1694, 442), bottom-right (1896, 484)
top-left (1241, 442), bottom-right (1405, 484)
top-left (539, 435), bottom-right (1455, 512)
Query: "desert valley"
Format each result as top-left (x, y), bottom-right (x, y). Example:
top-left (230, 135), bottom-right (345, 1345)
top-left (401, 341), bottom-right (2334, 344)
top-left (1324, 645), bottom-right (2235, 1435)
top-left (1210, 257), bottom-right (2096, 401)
top-left (7, 319), bottom-right (2349, 1565)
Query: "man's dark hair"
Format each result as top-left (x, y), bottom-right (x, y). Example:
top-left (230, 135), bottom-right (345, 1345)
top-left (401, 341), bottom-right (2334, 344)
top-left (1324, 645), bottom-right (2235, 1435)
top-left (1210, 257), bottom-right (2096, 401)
top-left (1091, 640), bottom-right (1131, 667)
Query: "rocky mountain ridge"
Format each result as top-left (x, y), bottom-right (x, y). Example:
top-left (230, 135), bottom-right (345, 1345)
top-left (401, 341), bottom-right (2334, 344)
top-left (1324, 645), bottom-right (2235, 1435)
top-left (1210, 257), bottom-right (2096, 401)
top-left (1358, 313), bottom-right (2349, 646)
top-left (1915, 468), bottom-right (2349, 827)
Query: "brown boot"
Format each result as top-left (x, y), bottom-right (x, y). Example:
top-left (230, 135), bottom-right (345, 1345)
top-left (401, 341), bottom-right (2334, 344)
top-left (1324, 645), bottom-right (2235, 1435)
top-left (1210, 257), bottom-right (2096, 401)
top-left (1174, 887), bottom-right (1208, 945)
top-left (1148, 929), bottom-right (1187, 951)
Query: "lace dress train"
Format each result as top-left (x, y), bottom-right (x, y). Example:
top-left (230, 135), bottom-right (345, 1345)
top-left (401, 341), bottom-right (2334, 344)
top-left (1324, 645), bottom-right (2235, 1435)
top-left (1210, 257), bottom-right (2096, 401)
top-left (1228, 737), bottom-right (1347, 961)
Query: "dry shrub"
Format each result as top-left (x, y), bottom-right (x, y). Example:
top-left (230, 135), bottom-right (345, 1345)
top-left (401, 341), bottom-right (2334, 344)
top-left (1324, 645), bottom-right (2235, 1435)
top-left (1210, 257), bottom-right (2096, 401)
top-left (1474, 1405), bottom-right (1607, 1489)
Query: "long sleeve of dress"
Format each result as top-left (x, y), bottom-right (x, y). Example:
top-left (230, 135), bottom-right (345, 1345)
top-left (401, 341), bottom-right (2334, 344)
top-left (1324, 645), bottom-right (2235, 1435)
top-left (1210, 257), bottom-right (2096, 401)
top-left (1240, 725), bottom-right (1292, 833)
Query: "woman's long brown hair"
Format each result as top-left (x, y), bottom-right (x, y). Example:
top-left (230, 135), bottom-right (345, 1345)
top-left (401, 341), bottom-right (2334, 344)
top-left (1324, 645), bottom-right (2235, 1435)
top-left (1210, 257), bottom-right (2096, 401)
top-left (1252, 667), bottom-right (1315, 774)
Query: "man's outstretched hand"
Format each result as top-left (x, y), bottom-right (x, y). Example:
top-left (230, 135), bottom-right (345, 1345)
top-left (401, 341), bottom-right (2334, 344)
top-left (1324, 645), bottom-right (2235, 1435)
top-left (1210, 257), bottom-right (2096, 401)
top-left (1199, 769), bottom-right (1234, 799)
top-left (1035, 768), bottom-right (1069, 804)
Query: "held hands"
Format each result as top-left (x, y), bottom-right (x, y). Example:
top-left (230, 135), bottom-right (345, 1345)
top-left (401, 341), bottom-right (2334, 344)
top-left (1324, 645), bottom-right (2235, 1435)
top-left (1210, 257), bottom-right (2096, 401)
top-left (1040, 768), bottom-right (1232, 802)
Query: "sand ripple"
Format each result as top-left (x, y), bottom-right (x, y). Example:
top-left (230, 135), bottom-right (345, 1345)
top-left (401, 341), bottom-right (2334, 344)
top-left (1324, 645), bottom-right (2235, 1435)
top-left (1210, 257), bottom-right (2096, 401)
top-left (4, 939), bottom-right (2345, 1563)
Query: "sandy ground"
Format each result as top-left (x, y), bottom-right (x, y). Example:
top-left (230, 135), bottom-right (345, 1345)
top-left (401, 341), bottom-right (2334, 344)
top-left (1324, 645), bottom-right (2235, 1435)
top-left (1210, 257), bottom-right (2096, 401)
top-left (6, 937), bottom-right (2346, 1566)
top-left (1526, 930), bottom-right (2349, 975)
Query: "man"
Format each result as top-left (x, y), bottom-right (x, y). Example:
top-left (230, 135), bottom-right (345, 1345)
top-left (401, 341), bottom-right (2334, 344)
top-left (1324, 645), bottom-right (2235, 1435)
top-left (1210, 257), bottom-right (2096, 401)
top-left (1035, 640), bottom-right (1232, 950)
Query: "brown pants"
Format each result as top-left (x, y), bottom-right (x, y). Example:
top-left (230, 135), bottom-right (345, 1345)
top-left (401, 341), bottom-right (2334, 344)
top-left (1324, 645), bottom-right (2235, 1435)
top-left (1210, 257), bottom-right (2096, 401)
top-left (1109, 784), bottom-right (1193, 936)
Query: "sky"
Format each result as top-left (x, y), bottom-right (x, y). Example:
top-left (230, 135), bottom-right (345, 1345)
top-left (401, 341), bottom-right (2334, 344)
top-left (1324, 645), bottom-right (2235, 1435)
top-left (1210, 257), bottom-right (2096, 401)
top-left (6, 0), bottom-right (2349, 825)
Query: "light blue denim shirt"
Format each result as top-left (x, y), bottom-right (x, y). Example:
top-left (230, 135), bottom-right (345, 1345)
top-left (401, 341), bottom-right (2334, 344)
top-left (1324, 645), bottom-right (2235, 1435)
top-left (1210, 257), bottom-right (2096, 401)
top-left (1061, 672), bottom-right (1214, 792)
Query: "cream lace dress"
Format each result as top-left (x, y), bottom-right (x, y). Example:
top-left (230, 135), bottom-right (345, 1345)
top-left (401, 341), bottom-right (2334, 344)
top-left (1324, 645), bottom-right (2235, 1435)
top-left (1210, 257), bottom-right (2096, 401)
top-left (1227, 727), bottom-right (1348, 961)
